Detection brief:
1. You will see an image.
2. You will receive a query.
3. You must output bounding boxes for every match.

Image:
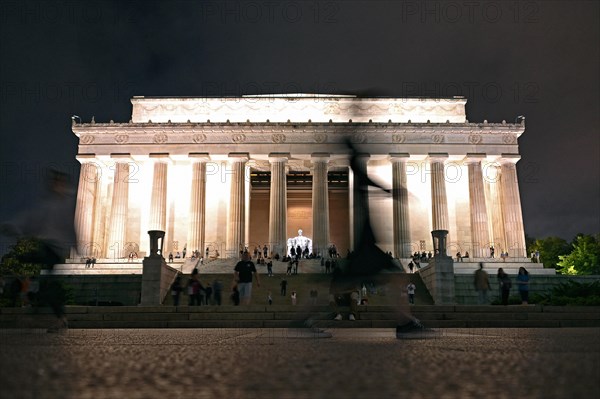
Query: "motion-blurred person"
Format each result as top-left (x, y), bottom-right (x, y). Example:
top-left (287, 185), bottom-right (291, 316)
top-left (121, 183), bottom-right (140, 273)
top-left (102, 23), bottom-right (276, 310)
top-left (516, 267), bottom-right (530, 305)
top-left (1, 170), bottom-right (76, 331)
top-left (406, 281), bottom-right (416, 305)
top-left (474, 263), bottom-right (491, 304)
top-left (497, 268), bottom-right (512, 305)
top-left (170, 275), bottom-right (183, 306)
top-left (213, 278), bottom-right (223, 306)
top-left (306, 141), bottom-right (434, 338)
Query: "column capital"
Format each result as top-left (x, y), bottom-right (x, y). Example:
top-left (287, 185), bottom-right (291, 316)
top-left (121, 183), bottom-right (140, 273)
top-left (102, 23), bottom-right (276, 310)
top-left (268, 152), bottom-right (290, 163)
top-left (149, 153), bottom-right (171, 162)
top-left (499, 154), bottom-right (521, 164)
top-left (428, 152), bottom-right (449, 162)
top-left (110, 153), bottom-right (132, 161)
top-left (464, 153), bottom-right (487, 164)
top-left (188, 152), bottom-right (210, 162)
top-left (311, 153), bottom-right (330, 163)
top-left (389, 153), bottom-right (410, 163)
top-left (228, 152), bottom-right (249, 163)
top-left (76, 153), bottom-right (97, 163)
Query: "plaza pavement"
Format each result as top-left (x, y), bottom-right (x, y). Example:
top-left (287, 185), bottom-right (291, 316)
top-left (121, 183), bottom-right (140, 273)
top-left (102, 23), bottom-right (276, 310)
top-left (0, 327), bottom-right (598, 398)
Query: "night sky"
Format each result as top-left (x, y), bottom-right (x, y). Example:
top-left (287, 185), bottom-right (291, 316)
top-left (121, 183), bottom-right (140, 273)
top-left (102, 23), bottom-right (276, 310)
top-left (0, 1), bottom-right (598, 255)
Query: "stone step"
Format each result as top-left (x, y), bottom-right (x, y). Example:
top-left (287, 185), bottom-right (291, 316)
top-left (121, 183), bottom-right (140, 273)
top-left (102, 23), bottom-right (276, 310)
top-left (41, 269), bottom-right (143, 275)
top-left (52, 264), bottom-right (143, 270)
top-left (453, 261), bottom-right (547, 268)
top-left (2, 305), bottom-right (598, 329)
top-left (453, 267), bottom-right (555, 275)
top-left (41, 264), bottom-right (144, 275)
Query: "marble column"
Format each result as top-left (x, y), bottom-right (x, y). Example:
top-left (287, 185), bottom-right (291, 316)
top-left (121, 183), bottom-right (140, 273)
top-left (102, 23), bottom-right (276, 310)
top-left (390, 153), bottom-right (411, 258)
top-left (311, 154), bottom-right (330, 257)
top-left (500, 155), bottom-right (527, 258)
top-left (74, 156), bottom-right (100, 257)
top-left (269, 154), bottom-right (288, 257)
top-left (485, 161), bottom-right (506, 255)
top-left (149, 154), bottom-right (169, 231)
top-left (348, 166), bottom-right (355, 251)
top-left (187, 153), bottom-right (209, 255)
top-left (465, 154), bottom-right (490, 258)
top-left (429, 153), bottom-right (450, 232)
top-left (105, 158), bottom-right (130, 258)
top-left (351, 154), bottom-right (370, 250)
top-left (226, 154), bottom-right (248, 258)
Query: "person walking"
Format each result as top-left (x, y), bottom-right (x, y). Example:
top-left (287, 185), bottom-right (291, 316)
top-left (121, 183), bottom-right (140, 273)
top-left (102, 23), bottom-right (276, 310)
top-left (233, 252), bottom-right (260, 305)
top-left (474, 263), bottom-right (491, 304)
top-left (280, 278), bottom-right (288, 296)
top-left (291, 291), bottom-right (297, 305)
top-left (406, 281), bottom-right (416, 305)
top-left (187, 269), bottom-right (203, 306)
top-left (0, 171), bottom-right (76, 332)
top-left (497, 268), bottom-right (512, 305)
top-left (204, 283), bottom-right (213, 305)
top-left (212, 279), bottom-right (223, 306)
top-left (171, 276), bottom-right (183, 306)
top-left (231, 284), bottom-right (240, 306)
top-left (331, 287), bottom-right (359, 321)
top-left (516, 267), bottom-right (530, 305)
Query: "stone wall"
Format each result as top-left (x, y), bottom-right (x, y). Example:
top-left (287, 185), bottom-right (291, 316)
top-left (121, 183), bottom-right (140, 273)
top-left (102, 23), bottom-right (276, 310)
top-left (454, 274), bottom-right (600, 305)
top-left (419, 257), bottom-right (456, 304)
top-left (43, 275), bottom-right (142, 306)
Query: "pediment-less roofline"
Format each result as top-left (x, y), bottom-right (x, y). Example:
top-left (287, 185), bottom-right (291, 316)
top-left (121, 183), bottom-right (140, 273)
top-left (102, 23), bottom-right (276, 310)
top-left (130, 95), bottom-right (468, 124)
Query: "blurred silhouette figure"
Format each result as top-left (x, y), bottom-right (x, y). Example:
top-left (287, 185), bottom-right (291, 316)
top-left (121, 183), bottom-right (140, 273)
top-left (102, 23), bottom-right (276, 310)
top-left (348, 140), bottom-right (434, 337)
top-left (474, 263), bottom-right (491, 304)
top-left (1, 170), bottom-right (77, 331)
top-left (301, 141), bottom-right (434, 338)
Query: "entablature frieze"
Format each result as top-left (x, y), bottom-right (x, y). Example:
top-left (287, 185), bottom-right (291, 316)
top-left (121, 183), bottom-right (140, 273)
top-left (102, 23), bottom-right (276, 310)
top-left (72, 122), bottom-right (524, 151)
top-left (76, 151), bottom-right (513, 171)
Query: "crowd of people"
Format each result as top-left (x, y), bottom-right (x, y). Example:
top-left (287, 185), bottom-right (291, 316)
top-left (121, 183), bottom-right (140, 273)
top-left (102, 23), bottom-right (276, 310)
top-left (473, 264), bottom-right (530, 305)
top-left (170, 269), bottom-right (223, 306)
top-left (166, 243), bottom-right (535, 309)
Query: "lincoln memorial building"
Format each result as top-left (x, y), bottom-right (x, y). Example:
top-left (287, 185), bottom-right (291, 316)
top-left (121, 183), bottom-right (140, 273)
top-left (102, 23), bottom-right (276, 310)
top-left (71, 95), bottom-right (527, 261)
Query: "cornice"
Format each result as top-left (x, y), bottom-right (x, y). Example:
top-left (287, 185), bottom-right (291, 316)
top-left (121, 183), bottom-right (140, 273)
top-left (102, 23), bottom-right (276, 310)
top-left (72, 122), bottom-right (523, 148)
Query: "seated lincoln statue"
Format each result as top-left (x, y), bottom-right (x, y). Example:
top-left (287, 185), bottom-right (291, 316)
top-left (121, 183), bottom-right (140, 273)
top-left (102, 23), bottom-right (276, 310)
top-left (287, 229), bottom-right (313, 257)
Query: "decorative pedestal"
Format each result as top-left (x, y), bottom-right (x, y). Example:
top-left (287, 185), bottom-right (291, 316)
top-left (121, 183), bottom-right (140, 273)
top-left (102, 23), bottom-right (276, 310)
top-left (420, 230), bottom-right (456, 304)
top-left (140, 230), bottom-right (174, 306)
top-left (141, 256), bottom-right (168, 306)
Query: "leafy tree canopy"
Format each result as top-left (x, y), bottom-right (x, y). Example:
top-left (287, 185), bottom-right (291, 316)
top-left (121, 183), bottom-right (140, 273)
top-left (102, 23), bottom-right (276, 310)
top-left (0, 237), bottom-right (44, 276)
top-left (557, 234), bottom-right (600, 275)
top-left (529, 236), bottom-right (571, 269)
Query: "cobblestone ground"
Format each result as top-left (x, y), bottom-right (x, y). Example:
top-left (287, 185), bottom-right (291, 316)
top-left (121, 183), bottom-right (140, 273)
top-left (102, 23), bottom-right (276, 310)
top-left (0, 328), bottom-right (598, 399)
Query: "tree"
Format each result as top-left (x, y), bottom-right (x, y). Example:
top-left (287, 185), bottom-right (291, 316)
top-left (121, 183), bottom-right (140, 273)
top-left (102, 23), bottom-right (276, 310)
top-left (525, 234), bottom-right (536, 257)
top-left (0, 237), bottom-right (44, 276)
top-left (530, 236), bottom-right (571, 269)
top-left (557, 234), bottom-right (600, 275)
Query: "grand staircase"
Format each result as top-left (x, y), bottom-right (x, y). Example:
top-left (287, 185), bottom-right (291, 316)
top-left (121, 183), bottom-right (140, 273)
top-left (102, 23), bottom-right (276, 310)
top-left (6, 258), bottom-right (600, 328)
top-left (2, 304), bottom-right (598, 329)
